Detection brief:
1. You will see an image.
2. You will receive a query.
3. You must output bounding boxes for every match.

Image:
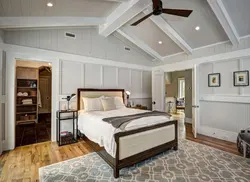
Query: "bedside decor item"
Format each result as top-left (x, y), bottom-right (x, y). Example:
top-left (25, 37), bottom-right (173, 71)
top-left (233, 70), bottom-right (249, 86)
top-left (237, 128), bottom-right (250, 158)
top-left (125, 90), bottom-right (131, 107)
top-left (56, 110), bottom-right (78, 146)
top-left (208, 73), bottom-right (221, 87)
top-left (62, 94), bottom-right (76, 111)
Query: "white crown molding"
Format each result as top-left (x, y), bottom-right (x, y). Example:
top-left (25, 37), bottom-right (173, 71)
top-left (99, 0), bottom-right (152, 37)
top-left (3, 43), bottom-right (152, 71)
top-left (143, 9), bottom-right (193, 55)
top-left (207, 0), bottom-right (239, 45)
top-left (116, 29), bottom-right (163, 61)
top-left (193, 40), bottom-right (230, 51)
top-left (163, 52), bottom-right (185, 59)
top-left (0, 17), bottom-right (106, 29)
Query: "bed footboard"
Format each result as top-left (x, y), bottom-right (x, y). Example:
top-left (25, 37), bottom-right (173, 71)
top-left (113, 120), bottom-right (178, 178)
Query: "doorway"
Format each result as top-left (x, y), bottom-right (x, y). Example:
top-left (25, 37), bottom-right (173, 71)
top-left (15, 60), bottom-right (52, 146)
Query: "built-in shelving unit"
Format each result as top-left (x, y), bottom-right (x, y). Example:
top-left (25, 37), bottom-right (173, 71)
top-left (16, 67), bottom-right (39, 125)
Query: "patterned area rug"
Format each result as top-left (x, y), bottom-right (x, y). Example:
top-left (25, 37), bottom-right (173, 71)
top-left (39, 140), bottom-right (250, 182)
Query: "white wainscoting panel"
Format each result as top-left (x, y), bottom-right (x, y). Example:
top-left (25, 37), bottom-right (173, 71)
top-left (60, 60), bottom-right (83, 94)
top-left (131, 70), bottom-right (142, 98)
top-left (199, 63), bottom-right (213, 95)
top-left (103, 66), bottom-right (117, 88)
top-left (200, 101), bottom-right (250, 138)
top-left (214, 59), bottom-right (239, 95)
top-left (84, 63), bottom-right (102, 88)
top-left (118, 68), bottom-right (130, 91)
top-left (242, 58), bottom-right (250, 95)
top-left (59, 60), bottom-right (152, 109)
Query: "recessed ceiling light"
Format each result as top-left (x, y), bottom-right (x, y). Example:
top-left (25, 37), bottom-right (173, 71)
top-left (158, 41), bottom-right (163, 45)
top-left (47, 2), bottom-right (53, 7)
top-left (195, 26), bottom-right (200, 31)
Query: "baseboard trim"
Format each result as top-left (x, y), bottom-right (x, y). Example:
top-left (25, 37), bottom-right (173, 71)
top-left (198, 125), bottom-right (238, 143)
top-left (185, 118), bottom-right (192, 124)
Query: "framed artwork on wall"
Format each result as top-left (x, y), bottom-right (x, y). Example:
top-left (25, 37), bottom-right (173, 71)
top-left (233, 70), bottom-right (249, 86)
top-left (208, 73), bottom-right (221, 87)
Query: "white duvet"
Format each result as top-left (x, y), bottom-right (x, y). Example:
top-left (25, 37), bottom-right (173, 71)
top-left (78, 107), bottom-right (172, 158)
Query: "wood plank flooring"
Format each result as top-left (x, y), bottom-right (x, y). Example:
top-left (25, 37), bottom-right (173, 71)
top-left (0, 115), bottom-right (240, 182)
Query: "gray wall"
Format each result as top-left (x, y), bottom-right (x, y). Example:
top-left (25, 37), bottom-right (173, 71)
top-left (199, 58), bottom-right (250, 142)
top-left (4, 28), bottom-right (154, 66)
top-left (166, 69), bottom-right (192, 118)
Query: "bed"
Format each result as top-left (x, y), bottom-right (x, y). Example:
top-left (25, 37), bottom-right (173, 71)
top-left (77, 88), bottom-right (178, 178)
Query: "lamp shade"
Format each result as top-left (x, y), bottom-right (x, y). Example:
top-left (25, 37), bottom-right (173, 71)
top-left (125, 91), bottom-right (131, 96)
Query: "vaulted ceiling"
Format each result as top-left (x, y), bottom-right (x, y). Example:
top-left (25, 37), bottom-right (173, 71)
top-left (0, 0), bottom-right (249, 63)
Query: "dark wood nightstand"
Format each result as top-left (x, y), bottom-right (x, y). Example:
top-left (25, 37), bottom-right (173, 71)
top-left (130, 105), bottom-right (148, 110)
top-left (56, 110), bottom-right (78, 146)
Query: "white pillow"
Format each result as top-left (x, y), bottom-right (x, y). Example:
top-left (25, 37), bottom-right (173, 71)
top-left (114, 97), bottom-right (125, 109)
top-left (82, 97), bottom-right (103, 111)
top-left (101, 97), bottom-right (116, 111)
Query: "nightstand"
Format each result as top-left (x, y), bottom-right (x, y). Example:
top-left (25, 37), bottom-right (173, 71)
top-left (131, 105), bottom-right (148, 110)
top-left (56, 110), bottom-right (78, 146)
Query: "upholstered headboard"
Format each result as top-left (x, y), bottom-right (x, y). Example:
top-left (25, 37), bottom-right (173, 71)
top-left (77, 88), bottom-right (125, 110)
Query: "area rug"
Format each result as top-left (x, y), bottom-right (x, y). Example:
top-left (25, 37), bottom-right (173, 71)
top-left (39, 139), bottom-right (250, 182)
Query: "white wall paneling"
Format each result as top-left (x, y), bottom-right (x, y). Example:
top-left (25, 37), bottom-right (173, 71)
top-left (198, 57), bottom-right (250, 143)
top-left (59, 60), bottom-right (152, 109)
top-left (4, 28), bottom-right (154, 66)
top-left (60, 60), bottom-right (84, 94)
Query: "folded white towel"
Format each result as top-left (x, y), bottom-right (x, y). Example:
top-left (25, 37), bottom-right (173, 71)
top-left (23, 92), bottom-right (28, 96)
top-left (17, 92), bottom-right (23, 96)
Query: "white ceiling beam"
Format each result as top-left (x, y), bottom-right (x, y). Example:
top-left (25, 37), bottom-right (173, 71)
top-left (207, 0), bottom-right (239, 45)
top-left (143, 9), bottom-right (193, 55)
top-left (117, 29), bottom-right (163, 61)
top-left (99, 0), bottom-right (152, 37)
top-left (0, 17), bottom-right (106, 29)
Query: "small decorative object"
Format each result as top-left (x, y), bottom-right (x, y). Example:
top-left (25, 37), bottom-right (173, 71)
top-left (32, 83), bottom-right (37, 88)
top-left (233, 70), bottom-right (249, 87)
top-left (208, 73), bottom-right (221, 87)
top-left (62, 94), bottom-right (76, 111)
top-left (125, 91), bottom-right (131, 107)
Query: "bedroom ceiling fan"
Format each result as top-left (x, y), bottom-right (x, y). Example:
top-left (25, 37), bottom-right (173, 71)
top-left (131, 0), bottom-right (193, 26)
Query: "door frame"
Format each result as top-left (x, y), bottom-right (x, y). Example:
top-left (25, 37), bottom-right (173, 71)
top-left (5, 52), bottom-right (59, 150)
top-left (0, 50), bottom-right (3, 155)
top-left (161, 65), bottom-right (200, 137)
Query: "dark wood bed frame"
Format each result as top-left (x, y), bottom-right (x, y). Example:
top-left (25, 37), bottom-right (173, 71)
top-left (77, 88), bottom-right (178, 178)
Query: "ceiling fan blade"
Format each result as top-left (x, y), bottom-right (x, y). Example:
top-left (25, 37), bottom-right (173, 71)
top-left (162, 9), bottom-right (193, 17)
top-left (131, 12), bottom-right (154, 26)
top-left (152, 0), bottom-right (160, 9)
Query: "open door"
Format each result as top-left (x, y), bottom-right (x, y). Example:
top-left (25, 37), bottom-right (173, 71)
top-left (192, 65), bottom-right (199, 138)
top-left (152, 70), bottom-right (165, 111)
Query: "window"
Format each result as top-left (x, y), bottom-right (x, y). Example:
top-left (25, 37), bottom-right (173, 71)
top-left (178, 78), bottom-right (185, 98)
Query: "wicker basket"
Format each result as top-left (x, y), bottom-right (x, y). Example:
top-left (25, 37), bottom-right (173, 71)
top-left (29, 90), bottom-right (37, 96)
top-left (20, 115), bottom-right (29, 121)
top-left (29, 115), bottom-right (36, 120)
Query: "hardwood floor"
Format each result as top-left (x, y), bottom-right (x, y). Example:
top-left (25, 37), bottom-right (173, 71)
top-left (0, 114), bottom-right (240, 182)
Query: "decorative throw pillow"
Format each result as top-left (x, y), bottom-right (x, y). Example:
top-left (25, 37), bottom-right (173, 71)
top-left (101, 97), bottom-right (117, 111)
top-left (82, 97), bottom-right (103, 111)
top-left (114, 97), bottom-right (125, 109)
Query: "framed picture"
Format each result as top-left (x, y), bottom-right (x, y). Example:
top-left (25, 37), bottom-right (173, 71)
top-left (208, 73), bottom-right (221, 87)
top-left (233, 70), bottom-right (249, 86)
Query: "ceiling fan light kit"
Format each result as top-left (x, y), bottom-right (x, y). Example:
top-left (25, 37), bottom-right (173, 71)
top-left (131, 0), bottom-right (193, 26)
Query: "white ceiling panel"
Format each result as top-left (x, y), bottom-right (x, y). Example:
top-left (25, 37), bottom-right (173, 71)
top-left (0, 0), bottom-right (120, 17)
top-left (161, 0), bottom-right (228, 48)
top-left (123, 13), bottom-right (184, 57)
top-left (222, 0), bottom-right (250, 37)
